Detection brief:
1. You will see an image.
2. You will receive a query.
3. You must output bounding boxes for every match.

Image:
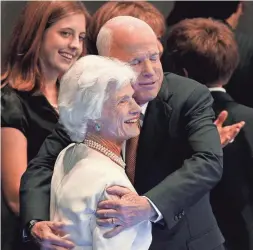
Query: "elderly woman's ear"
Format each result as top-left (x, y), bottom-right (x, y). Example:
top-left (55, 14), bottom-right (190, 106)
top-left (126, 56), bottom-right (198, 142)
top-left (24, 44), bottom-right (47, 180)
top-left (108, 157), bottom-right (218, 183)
top-left (94, 123), bottom-right (102, 132)
top-left (88, 120), bottom-right (102, 133)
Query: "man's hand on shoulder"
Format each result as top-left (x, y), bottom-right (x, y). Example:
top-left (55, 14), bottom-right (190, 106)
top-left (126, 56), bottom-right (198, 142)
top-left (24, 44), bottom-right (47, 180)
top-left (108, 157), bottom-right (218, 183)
top-left (96, 186), bottom-right (156, 238)
top-left (31, 221), bottom-right (75, 250)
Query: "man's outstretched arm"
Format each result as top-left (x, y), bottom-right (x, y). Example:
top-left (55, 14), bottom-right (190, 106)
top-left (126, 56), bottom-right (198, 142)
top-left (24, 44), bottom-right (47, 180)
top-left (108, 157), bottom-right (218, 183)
top-left (20, 122), bottom-right (72, 248)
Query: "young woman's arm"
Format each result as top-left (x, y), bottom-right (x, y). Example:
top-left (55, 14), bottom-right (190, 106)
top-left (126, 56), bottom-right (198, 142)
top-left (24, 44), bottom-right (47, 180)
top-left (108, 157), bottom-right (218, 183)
top-left (1, 128), bottom-right (27, 215)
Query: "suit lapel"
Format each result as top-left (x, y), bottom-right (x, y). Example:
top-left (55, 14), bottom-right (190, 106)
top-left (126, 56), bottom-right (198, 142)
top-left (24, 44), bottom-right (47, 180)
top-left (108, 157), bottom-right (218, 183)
top-left (135, 83), bottom-right (173, 184)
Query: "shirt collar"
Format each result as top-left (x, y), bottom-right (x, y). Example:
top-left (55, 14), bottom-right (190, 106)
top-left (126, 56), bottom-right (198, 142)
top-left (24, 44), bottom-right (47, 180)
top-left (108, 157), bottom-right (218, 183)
top-left (209, 87), bottom-right (226, 93)
top-left (141, 102), bottom-right (149, 116)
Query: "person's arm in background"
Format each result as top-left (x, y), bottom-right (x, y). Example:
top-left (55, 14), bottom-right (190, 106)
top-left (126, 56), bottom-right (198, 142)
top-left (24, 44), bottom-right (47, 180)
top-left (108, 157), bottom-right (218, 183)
top-left (2, 128), bottom-right (27, 215)
top-left (1, 90), bottom-right (29, 216)
top-left (20, 122), bottom-right (74, 249)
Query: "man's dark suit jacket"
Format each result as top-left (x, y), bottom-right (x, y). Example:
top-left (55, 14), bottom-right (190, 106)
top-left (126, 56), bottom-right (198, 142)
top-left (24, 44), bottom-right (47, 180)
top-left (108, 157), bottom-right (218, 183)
top-left (20, 73), bottom-right (224, 250)
top-left (210, 90), bottom-right (253, 250)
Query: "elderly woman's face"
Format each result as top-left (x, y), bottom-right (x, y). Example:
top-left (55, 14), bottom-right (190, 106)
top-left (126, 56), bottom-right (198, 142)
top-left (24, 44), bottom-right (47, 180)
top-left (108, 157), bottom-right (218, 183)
top-left (100, 83), bottom-right (141, 142)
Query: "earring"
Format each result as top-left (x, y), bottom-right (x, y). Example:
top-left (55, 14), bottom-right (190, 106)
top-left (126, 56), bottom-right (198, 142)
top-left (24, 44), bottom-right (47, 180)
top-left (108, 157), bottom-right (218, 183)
top-left (95, 123), bottom-right (101, 132)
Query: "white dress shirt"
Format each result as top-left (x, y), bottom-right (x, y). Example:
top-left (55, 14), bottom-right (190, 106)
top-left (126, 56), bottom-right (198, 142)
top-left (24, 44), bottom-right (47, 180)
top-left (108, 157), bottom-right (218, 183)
top-left (208, 87), bottom-right (226, 93)
top-left (50, 143), bottom-right (152, 250)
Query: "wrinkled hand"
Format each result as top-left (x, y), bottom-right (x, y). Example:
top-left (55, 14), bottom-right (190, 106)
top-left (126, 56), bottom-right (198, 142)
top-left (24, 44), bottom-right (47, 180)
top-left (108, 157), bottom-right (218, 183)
top-left (31, 221), bottom-right (75, 250)
top-left (96, 186), bottom-right (156, 238)
top-left (214, 110), bottom-right (245, 148)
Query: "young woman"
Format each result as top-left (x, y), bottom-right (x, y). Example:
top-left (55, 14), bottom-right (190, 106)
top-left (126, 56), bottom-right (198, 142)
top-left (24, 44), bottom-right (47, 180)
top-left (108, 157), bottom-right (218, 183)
top-left (1, 2), bottom-right (90, 250)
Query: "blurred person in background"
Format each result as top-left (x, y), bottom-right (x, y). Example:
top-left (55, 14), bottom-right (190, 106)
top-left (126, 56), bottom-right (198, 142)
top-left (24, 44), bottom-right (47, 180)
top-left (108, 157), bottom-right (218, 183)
top-left (165, 17), bottom-right (253, 250)
top-left (162, 1), bottom-right (253, 108)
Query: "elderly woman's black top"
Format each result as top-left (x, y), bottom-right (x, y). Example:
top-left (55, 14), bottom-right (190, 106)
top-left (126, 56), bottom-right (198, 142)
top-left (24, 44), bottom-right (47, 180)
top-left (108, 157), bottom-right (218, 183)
top-left (1, 84), bottom-right (59, 250)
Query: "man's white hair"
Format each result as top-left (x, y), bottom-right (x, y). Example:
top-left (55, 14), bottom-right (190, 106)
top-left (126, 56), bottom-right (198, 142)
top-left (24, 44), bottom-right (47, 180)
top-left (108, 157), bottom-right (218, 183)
top-left (96, 16), bottom-right (156, 56)
top-left (58, 55), bottom-right (137, 142)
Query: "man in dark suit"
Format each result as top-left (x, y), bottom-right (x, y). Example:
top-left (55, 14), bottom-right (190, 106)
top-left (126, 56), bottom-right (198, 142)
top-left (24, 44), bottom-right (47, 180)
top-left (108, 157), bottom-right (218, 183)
top-left (162, 1), bottom-right (253, 108)
top-left (164, 17), bottom-right (253, 250)
top-left (20, 16), bottom-right (243, 250)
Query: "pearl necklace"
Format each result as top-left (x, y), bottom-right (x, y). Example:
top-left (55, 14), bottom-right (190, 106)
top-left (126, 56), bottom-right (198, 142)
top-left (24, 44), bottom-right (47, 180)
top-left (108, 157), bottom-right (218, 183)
top-left (83, 139), bottom-right (125, 169)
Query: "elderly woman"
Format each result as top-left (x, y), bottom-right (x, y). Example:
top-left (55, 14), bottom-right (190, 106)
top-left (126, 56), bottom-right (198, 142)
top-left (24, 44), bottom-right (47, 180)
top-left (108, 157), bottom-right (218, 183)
top-left (50, 55), bottom-right (152, 250)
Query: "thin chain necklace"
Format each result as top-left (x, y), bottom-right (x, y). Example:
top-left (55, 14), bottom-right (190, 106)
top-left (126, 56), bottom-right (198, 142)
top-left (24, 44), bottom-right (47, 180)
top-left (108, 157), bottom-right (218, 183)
top-left (83, 139), bottom-right (125, 169)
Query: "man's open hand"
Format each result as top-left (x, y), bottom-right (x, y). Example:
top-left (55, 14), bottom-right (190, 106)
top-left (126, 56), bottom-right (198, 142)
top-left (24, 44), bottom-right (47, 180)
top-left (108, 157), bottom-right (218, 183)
top-left (215, 110), bottom-right (245, 147)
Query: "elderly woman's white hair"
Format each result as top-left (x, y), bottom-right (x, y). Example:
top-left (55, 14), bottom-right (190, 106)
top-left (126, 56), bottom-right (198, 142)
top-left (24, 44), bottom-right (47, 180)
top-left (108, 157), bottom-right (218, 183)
top-left (58, 55), bottom-right (137, 142)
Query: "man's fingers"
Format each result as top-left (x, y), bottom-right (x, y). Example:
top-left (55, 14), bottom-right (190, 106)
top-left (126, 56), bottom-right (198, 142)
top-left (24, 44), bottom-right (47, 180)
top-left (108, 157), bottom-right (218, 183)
top-left (221, 130), bottom-right (237, 147)
top-left (237, 121), bottom-right (245, 129)
top-left (103, 225), bottom-right (124, 238)
top-left (214, 110), bottom-right (228, 126)
top-left (49, 221), bottom-right (68, 230)
top-left (228, 122), bottom-right (245, 139)
top-left (96, 209), bottom-right (119, 219)
top-left (97, 218), bottom-right (113, 228)
top-left (230, 121), bottom-right (245, 131)
top-left (106, 185), bottom-right (132, 197)
top-left (221, 122), bottom-right (245, 148)
top-left (41, 242), bottom-right (61, 250)
top-left (98, 199), bottom-right (121, 209)
top-left (230, 126), bottom-right (240, 137)
top-left (41, 241), bottom-right (74, 250)
top-left (97, 217), bottom-right (123, 227)
top-left (41, 233), bottom-right (75, 248)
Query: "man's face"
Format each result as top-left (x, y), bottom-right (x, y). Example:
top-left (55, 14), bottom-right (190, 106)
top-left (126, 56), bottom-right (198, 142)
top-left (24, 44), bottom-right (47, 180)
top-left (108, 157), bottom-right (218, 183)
top-left (108, 29), bottom-right (164, 105)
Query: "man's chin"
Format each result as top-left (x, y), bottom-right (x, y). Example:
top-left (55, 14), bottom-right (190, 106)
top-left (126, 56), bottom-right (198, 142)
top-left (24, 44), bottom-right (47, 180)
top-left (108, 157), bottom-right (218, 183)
top-left (133, 90), bottom-right (158, 105)
top-left (144, 92), bottom-right (159, 102)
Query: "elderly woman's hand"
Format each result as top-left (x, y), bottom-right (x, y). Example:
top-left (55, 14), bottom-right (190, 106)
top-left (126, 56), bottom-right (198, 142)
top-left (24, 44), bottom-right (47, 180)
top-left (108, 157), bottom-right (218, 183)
top-left (214, 110), bottom-right (245, 148)
top-left (96, 186), bottom-right (156, 238)
top-left (31, 221), bottom-right (75, 250)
